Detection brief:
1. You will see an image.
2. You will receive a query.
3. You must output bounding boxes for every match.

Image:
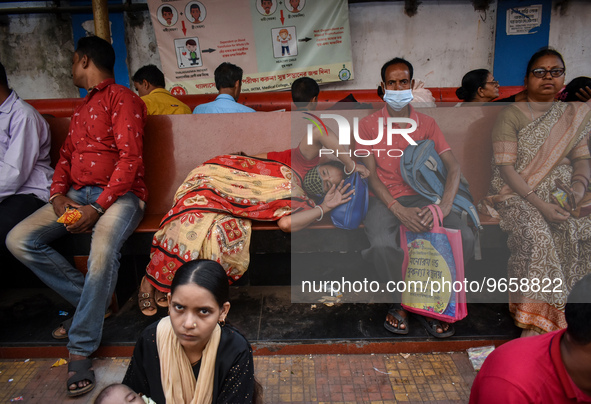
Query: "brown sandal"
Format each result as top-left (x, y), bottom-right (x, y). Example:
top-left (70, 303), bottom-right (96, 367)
top-left (155, 289), bottom-right (168, 308)
top-left (138, 276), bottom-right (157, 316)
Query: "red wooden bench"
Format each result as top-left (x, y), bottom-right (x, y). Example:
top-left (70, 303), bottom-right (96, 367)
top-left (32, 87), bottom-right (523, 117)
top-left (48, 103), bottom-right (503, 235)
top-left (43, 101), bottom-right (508, 312)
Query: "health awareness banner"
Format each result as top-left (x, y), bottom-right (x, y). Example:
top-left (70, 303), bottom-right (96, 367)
top-left (146, 0), bottom-right (354, 94)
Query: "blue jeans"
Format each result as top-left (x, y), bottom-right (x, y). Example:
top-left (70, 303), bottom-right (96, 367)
top-left (7, 186), bottom-right (145, 356)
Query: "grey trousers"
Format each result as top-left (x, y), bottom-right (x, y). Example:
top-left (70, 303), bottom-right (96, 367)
top-left (362, 196), bottom-right (475, 289)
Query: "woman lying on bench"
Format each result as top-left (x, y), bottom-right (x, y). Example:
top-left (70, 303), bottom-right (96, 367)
top-left (138, 122), bottom-right (369, 316)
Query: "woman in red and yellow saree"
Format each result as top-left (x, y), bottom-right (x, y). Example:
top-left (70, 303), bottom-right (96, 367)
top-left (480, 49), bottom-right (591, 336)
top-left (138, 152), bottom-right (356, 315)
top-left (145, 154), bottom-right (313, 292)
top-left (138, 112), bottom-right (368, 315)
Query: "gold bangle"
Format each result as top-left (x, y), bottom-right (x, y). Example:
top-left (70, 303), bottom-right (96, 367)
top-left (522, 189), bottom-right (536, 199)
top-left (387, 199), bottom-right (398, 210)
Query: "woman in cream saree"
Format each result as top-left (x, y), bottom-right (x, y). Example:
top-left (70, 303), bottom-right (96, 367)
top-left (482, 49), bottom-right (591, 334)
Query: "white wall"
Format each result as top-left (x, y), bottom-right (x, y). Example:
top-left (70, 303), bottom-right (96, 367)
top-left (124, 9), bottom-right (161, 81)
top-left (548, 1), bottom-right (591, 82)
top-left (1, 0), bottom-right (589, 99)
top-left (0, 7), bottom-right (160, 99)
top-left (0, 13), bottom-right (79, 98)
top-left (323, 0), bottom-right (497, 91)
top-left (326, 0), bottom-right (590, 91)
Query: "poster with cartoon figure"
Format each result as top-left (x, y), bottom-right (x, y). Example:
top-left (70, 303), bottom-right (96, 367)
top-left (257, 0), bottom-right (276, 16)
top-left (286, 0), bottom-right (305, 13)
top-left (273, 27), bottom-right (297, 57)
top-left (175, 37), bottom-right (202, 68)
top-left (147, 0), bottom-right (353, 94)
top-left (185, 1), bottom-right (207, 24)
top-left (158, 4), bottom-right (178, 26)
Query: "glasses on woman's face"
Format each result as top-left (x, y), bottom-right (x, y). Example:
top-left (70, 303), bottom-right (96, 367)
top-left (485, 80), bottom-right (499, 86)
top-left (530, 68), bottom-right (565, 78)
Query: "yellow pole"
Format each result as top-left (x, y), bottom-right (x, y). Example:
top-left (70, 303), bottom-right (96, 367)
top-left (92, 0), bottom-right (110, 41)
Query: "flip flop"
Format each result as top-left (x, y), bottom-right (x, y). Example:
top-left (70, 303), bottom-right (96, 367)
top-left (52, 317), bottom-right (73, 340)
top-left (383, 305), bottom-right (409, 335)
top-left (416, 315), bottom-right (455, 339)
top-left (66, 358), bottom-right (95, 397)
top-left (51, 309), bottom-right (113, 340)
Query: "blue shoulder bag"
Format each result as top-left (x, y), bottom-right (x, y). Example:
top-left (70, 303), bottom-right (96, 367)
top-left (330, 172), bottom-right (369, 230)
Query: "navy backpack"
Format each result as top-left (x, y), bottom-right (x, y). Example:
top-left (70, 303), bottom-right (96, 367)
top-left (400, 139), bottom-right (482, 230)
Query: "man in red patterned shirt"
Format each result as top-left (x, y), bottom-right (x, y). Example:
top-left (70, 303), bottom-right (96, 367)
top-left (7, 36), bottom-right (147, 397)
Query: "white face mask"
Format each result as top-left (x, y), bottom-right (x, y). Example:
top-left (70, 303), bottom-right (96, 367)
top-left (383, 89), bottom-right (413, 111)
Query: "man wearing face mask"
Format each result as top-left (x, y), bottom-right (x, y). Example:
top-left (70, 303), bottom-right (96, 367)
top-left (357, 57), bottom-right (475, 339)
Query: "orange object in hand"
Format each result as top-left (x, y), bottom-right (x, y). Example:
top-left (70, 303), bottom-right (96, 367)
top-left (57, 208), bottom-right (82, 225)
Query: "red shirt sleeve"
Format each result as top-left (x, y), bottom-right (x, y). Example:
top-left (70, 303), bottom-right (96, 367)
top-left (50, 127), bottom-right (75, 198)
top-left (423, 116), bottom-right (451, 155)
top-left (95, 89), bottom-right (147, 209)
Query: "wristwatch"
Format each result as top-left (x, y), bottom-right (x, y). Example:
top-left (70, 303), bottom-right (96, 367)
top-left (90, 202), bottom-right (105, 215)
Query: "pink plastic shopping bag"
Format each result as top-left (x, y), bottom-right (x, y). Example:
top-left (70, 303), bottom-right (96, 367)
top-left (400, 205), bottom-right (467, 323)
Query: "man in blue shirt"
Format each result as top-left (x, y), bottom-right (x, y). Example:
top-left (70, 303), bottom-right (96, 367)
top-left (0, 61), bottom-right (53, 264)
top-left (193, 62), bottom-right (255, 114)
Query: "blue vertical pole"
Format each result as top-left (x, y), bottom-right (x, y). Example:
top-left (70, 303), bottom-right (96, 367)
top-left (71, 0), bottom-right (130, 97)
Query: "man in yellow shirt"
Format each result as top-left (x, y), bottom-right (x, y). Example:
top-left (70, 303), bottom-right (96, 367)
top-left (132, 65), bottom-right (191, 115)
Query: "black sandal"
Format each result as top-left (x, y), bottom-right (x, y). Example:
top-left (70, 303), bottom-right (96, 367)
top-left (383, 304), bottom-right (409, 335)
top-left (416, 315), bottom-right (455, 339)
top-left (66, 358), bottom-right (95, 397)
